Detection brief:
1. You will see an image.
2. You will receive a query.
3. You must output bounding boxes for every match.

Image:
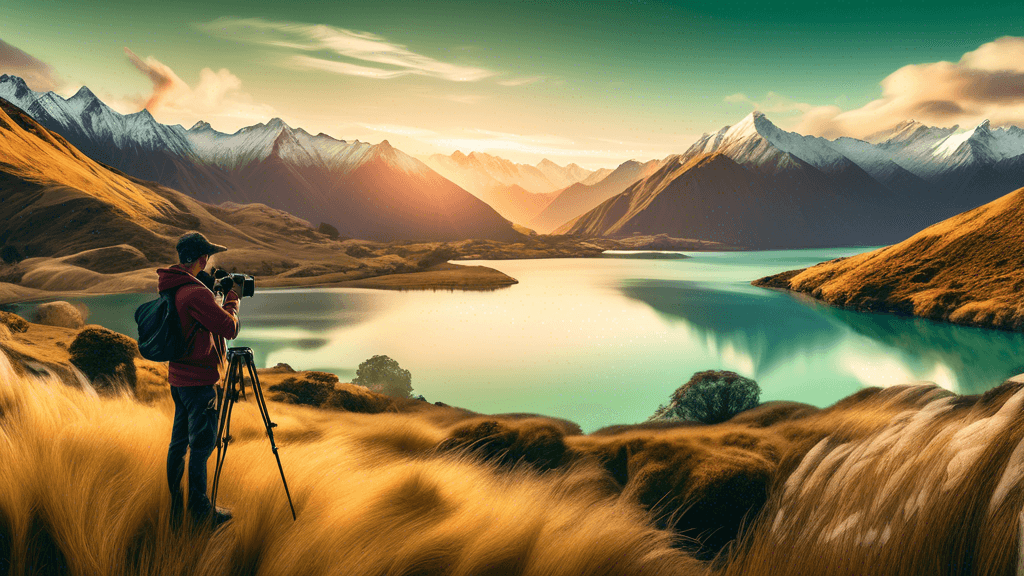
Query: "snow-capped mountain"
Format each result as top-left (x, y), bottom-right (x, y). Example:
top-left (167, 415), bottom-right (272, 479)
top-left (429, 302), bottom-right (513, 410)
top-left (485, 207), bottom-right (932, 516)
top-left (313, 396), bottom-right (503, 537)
top-left (0, 74), bottom-right (523, 241)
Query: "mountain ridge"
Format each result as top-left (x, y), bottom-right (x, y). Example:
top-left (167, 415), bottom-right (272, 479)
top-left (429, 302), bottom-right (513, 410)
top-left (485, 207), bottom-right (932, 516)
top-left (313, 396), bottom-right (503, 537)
top-left (0, 75), bottom-right (522, 242)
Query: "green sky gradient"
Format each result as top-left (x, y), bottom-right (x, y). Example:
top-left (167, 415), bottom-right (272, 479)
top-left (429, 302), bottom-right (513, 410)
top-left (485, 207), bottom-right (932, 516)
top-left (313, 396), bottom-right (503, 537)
top-left (3, 0), bottom-right (1022, 167)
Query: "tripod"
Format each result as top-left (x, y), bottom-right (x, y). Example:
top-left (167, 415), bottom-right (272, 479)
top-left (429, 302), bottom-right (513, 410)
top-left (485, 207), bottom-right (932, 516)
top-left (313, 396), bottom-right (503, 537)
top-left (211, 347), bottom-right (297, 520)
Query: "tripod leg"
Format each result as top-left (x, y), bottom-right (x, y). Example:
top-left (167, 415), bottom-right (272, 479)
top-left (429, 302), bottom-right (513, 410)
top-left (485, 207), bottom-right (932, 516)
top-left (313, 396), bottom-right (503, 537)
top-left (243, 355), bottom-right (297, 520)
top-left (211, 355), bottom-right (241, 510)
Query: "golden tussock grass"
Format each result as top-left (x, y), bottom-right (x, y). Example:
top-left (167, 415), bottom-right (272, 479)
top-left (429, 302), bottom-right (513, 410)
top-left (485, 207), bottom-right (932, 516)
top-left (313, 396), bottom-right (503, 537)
top-left (0, 349), bottom-right (702, 576)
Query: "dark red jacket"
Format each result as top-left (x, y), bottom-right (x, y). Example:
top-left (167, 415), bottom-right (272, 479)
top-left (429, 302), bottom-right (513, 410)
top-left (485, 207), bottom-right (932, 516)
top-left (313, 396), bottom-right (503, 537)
top-left (156, 265), bottom-right (240, 387)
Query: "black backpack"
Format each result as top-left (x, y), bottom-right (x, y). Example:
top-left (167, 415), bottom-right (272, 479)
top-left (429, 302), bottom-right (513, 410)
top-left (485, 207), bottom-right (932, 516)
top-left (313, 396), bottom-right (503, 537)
top-left (135, 288), bottom-right (201, 362)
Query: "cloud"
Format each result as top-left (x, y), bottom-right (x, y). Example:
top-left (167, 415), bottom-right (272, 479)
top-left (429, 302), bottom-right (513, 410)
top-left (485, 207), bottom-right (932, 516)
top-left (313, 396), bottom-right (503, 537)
top-left (199, 17), bottom-right (494, 82)
top-left (123, 47), bottom-right (277, 131)
top-left (498, 76), bottom-right (546, 87)
top-left (789, 36), bottom-right (1024, 138)
top-left (724, 91), bottom-right (814, 114)
top-left (0, 37), bottom-right (63, 92)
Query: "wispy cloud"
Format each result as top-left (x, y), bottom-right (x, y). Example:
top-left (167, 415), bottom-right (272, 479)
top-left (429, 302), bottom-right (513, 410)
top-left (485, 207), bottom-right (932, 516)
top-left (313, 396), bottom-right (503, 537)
top-left (724, 91), bottom-right (814, 114)
top-left (0, 37), bottom-right (63, 92)
top-left (124, 47), bottom-right (277, 131)
top-left (498, 76), bottom-right (546, 87)
top-left (198, 17), bottom-right (495, 82)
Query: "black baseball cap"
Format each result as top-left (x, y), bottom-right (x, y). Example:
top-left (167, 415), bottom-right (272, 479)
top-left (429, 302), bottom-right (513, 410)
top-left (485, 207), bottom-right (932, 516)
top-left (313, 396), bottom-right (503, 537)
top-left (176, 232), bottom-right (227, 263)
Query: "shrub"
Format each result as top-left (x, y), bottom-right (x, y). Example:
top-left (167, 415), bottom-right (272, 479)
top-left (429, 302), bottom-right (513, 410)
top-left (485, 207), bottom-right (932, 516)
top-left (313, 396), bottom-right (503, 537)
top-left (68, 326), bottom-right (139, 390)
top-left (353, 355), bottom-right (413, 398)
top-left (0, 245), bottom-right (22, 264)
top-left (417, 245), bottom-right (457, 269)
top-left (345, 244), bottom-right (373, 258)
top-left (268, 371), bottom-right (339, 407)
top-left (666, 370), bottom-right (761, 424)
top-left (317, 222), bottom-right (341, 240)
top-left (35, 301), bottom-right (85, 329)
top-left (438, 419), bottom-right (568, 471)
top-left (0, 311), bottom-right (29, 333)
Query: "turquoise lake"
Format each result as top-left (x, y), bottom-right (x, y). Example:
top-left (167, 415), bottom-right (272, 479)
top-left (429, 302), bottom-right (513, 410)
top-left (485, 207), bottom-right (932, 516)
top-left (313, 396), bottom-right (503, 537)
top-left (21, 248), bottom-right (1024, 433)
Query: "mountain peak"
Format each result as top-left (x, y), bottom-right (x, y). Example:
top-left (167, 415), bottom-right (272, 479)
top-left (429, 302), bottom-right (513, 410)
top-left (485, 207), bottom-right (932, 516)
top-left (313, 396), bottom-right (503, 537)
top-left (724, 110), bottom-right (779, 142)
top-left (0, 74), bottom-right (34, 100)
top-left (537, 158), bottom-right (559, 168)
top-left (129, 108), bottom-right (155, 121)
top-left (189, 120), bottom-right (213, 131)
top-left (70, 86), bottom-right (97, 101)
top-left (266, 117), bottom-right (287, 129)
top-left (377, 139), bottom-right (393, 150)
top-left (451, 150), bottom-right (467, 161)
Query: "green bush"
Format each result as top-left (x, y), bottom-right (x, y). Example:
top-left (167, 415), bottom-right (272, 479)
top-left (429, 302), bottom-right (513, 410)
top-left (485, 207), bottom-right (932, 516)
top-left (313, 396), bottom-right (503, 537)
top-left (68, 326), bottom-right (139, 390)
top-left (353, 355), bottom-right (413, 398)
top-left (667, 370), bottom-right (760, 424)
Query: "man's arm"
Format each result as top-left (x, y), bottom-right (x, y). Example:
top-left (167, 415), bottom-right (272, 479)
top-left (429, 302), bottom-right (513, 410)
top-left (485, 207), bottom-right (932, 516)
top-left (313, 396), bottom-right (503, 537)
top-left (182, 285), bottom-right (240, 339)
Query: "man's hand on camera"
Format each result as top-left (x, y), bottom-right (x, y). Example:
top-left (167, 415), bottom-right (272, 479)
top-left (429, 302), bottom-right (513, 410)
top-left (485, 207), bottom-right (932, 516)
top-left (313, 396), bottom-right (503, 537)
top-left (229, 279), bottom-right (243, 299)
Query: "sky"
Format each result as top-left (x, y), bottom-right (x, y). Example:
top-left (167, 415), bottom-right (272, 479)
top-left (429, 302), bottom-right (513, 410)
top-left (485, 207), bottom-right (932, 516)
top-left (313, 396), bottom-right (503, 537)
top-left (3, 0), bottom-right (1024, 169)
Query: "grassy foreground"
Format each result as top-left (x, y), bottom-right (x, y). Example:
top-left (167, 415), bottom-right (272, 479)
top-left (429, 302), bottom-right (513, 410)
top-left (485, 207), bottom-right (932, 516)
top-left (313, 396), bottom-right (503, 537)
top-left (1, 317), bottom-right (1024, 575)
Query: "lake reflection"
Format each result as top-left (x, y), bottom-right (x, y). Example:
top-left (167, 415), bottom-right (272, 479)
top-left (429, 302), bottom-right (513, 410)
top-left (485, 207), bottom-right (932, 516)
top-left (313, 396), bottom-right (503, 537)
top-left (16, 249), bottom-right (1024, 432)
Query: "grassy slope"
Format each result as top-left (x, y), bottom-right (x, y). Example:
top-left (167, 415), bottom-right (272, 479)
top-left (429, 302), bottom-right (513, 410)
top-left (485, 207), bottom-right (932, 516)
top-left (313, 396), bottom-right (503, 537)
top-left (754, 187), bottom-right (1024, 332)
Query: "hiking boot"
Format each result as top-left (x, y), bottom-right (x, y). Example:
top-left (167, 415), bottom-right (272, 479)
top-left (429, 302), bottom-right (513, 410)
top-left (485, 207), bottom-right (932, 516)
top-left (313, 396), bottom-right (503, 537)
top-left (210, 506), bottom-right (233, 529)
top-left (188, 503), bottom-right (233, 529)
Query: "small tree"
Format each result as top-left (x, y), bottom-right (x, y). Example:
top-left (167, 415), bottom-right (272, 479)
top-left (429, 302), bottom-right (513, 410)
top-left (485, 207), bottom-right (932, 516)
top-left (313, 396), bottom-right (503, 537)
top-left (668, 370), bottom-right (760, 424)
top-left (353, 355), bottom-right (413, 398)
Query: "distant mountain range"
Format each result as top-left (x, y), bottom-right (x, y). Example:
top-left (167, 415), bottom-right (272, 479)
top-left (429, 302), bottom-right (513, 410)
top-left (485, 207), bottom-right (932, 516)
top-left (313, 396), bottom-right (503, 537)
top-left (5, 72), bottom-right (1024, 248)
top-left (562, 112), bottom-right (1024, 247)
top-left (421, 151), bottom-right (598, 225)
top-left (0, 74), bottom-right (522, 242)
top-left (529, 159), bottom-right (663, 234)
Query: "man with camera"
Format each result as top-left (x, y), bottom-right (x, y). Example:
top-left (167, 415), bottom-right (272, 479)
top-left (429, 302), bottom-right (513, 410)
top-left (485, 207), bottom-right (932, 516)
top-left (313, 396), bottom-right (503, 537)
top-left (157, 232), bottom-right (242, 530)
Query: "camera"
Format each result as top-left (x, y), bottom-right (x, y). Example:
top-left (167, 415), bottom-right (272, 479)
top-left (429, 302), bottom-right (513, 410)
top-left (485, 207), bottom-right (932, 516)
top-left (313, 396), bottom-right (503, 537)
top-left (198, 268), bottom-right (256, 297)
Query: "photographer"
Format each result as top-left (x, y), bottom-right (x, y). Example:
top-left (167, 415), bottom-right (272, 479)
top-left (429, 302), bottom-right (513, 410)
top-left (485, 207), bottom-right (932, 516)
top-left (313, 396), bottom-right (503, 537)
top-left (156, 232), bottom-right (241, 530)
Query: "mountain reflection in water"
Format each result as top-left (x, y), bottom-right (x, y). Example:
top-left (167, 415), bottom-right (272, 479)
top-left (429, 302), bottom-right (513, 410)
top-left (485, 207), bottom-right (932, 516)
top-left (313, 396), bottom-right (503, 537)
top-left (621, 278), bottom-right (1024, 396)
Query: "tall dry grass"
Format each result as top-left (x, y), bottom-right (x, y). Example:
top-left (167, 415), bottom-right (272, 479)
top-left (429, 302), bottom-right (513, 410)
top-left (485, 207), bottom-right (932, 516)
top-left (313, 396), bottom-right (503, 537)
top-left (719, 384), bottom-right (1024, 575)
top-left (0, 349), bottom-right (702, 576)
top-left (2, 337), bottom-right (1024, 575)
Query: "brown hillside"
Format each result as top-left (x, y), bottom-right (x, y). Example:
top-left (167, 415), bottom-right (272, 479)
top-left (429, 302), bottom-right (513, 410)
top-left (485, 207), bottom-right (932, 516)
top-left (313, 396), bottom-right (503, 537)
top-left (754, 187), bottom-right (1024, 331)
top-left (0, 99), bottom-right (513, 300)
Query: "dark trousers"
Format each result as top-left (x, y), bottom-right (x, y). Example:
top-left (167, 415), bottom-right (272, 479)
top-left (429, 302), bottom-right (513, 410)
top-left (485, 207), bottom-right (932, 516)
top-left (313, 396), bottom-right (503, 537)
top-left (167, 385), bottom-right (218, 514)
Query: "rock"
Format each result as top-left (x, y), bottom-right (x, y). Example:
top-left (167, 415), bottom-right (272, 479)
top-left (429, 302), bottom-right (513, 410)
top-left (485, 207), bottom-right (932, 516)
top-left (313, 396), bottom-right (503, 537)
top-left (35, 301), bottom-right (85, 329)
